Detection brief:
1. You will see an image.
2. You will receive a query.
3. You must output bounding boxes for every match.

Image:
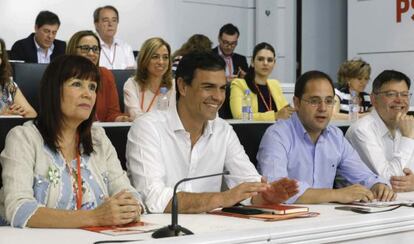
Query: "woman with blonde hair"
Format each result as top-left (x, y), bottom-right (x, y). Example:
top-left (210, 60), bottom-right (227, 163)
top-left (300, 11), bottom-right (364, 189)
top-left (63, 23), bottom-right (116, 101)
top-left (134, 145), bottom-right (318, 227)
top-left (0, 38), bottom-right (37, 117)
top-left (124, 37), bottom-right (175, 119)
top-left (333, 58), bottom-right (372, 120)
top-left (66, 30), bottom-right (130, 122)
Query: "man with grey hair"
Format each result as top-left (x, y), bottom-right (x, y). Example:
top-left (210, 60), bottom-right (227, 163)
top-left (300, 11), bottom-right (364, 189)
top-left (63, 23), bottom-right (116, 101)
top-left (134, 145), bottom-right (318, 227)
top-left (346, 70), bottom-right (414, 192)
top-left (94, 5), bottom-right (135, 69)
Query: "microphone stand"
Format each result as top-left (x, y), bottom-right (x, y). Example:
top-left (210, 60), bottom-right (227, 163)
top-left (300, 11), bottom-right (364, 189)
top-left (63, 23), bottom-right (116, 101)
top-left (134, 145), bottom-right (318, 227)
top-left (152, 170), bottom-right (230, 238)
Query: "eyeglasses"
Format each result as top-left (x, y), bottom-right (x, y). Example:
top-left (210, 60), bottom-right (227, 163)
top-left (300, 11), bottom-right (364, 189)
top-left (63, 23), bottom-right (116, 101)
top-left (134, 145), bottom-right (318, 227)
top-left (76, 45), bottom-right (100, 54)
top-left (301, 97), bottom-right (336, 107)
top-left (221, 39), bottom-right (238, 47)
top-left (375, 90), bottom-right (412, 99)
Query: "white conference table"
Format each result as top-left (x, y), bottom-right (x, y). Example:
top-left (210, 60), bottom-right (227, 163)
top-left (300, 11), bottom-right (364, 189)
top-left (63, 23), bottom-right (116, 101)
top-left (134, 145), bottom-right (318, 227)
top-left (1, 193), bottom-right (414, 244)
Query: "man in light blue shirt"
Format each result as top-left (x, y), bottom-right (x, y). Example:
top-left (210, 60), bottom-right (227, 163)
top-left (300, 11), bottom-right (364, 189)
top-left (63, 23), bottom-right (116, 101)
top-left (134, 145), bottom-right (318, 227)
top-left (257, 70), bottom-right (395, 204)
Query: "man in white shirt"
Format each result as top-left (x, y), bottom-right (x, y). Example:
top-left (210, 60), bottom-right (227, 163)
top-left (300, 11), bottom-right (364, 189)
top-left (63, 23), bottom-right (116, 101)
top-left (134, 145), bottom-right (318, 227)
top-left (346, 70), bottom-right (414, 192)
top-left (93, 5), bottom-right (135, 69)
top-left (126, 51), bottom-right (298, 213)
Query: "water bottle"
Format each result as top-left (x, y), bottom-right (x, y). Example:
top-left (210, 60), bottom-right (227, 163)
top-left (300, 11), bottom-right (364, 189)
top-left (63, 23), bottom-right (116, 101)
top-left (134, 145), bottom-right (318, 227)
top-left (242, 89), bottom-right (253, 121)
top-left (348, 90), bottom-right (359, 122)
top-left (157, 87), bottom-right (169, 111)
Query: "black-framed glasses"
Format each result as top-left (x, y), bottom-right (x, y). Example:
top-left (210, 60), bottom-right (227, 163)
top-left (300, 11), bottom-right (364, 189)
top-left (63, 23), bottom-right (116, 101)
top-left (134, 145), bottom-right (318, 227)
top-left (76, 45), bottom-right (100, 54)
top-left (374, 90), bottom-right (412, 99)
top-left (301, 97), bottom-right (336, 107)
top-left (220, 39), bottom-right (238, 47)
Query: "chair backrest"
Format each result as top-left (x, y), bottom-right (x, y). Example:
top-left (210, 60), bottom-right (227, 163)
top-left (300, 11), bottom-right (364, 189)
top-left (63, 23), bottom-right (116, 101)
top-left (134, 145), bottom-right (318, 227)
top-left (218, 85), bottom-right (233, 119)
top-left (111, 69), bottom-right (135, 112)
top-left (12, 63), bottom-right (48, 112)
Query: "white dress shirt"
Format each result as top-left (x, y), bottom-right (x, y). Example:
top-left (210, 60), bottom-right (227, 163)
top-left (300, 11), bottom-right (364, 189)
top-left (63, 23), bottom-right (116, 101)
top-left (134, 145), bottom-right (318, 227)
top-left (99, 37), bottom-right (136, 70)
top-left (34, 39), bottom-right (54, 64)
top-left (123, 77), bottom-right (176, 120)
top-left (126, 106), bottom-right (261, 213)
top-left (346, 109), bottom-right (414, 180)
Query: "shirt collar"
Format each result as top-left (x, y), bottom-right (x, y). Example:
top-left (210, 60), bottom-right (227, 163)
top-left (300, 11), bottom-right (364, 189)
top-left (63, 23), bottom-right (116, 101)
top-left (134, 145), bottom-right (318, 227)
top-left (371, 109), bottom-right (393, 137)
top-left (217, 46), bottom-right (232, 58)
top-left (168, 104), bottom-right (214, 136)
top-left (34, 37), bottom-right (54, 53)
top-left (99, 36), bottom-right (119, 48)
top-left (291, 112), bottom-right (331, 141)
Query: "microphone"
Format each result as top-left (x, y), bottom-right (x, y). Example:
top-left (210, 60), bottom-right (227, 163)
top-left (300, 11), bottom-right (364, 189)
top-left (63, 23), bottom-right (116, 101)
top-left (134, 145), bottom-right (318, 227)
top-left (152, 170), bottom-right (230, 238)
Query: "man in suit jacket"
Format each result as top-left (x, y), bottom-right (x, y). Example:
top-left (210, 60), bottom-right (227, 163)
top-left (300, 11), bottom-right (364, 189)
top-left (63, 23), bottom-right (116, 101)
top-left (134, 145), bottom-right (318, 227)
top-left (212, 23), bottom-right (248, 81)
top-left (10, 11), bottom-right (66, 63)
top-left (213, 23), bottom-right (248, 119)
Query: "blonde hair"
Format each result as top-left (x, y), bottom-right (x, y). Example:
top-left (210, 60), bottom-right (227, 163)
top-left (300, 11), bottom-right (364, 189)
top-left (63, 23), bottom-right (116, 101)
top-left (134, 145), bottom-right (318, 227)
top-left (337, 58), bottom-right (371, 88)
top-left (135, 37), bottom-right (173, 90)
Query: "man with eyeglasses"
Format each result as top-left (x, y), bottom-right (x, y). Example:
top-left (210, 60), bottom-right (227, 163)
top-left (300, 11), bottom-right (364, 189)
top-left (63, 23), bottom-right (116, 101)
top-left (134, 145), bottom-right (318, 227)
top-left (212, 23), bottom-right (248, 81)
top-left (346, 70), bottom-right (414, 192)
top-left (94, 5), bottom-right (135, 69)
top-left (10, 11), bottom-right (66, 63)
top-left (257, 70), bottom-right (395, 204)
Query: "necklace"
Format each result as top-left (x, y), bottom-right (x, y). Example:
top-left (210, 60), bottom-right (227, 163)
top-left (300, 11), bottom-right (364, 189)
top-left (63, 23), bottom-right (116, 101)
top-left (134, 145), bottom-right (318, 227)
top-left (64, 135), bottom-right (83, 210)
top-left (254, 81), bottom-right (273, 111)
top-left (101, 44), bottom-right (117, 68)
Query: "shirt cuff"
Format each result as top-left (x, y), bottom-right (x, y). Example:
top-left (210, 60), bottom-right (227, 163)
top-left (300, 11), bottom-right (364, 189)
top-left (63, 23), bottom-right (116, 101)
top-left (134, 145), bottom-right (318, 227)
top-left (11, 201), bottom-right (39, 228)
top-left (144, 187), bottom-right (174, 213)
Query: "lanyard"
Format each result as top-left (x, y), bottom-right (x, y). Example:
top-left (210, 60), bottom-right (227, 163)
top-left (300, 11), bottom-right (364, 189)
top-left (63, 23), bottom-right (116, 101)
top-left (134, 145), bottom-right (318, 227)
top-left (254, 82), bottom-right (273, 111)
top-left (102, 45), bottom-right (117, 69)
top-left (74, 153), bottom-right (82, 210)
top-left (140, 86), bottom-right (160, 112)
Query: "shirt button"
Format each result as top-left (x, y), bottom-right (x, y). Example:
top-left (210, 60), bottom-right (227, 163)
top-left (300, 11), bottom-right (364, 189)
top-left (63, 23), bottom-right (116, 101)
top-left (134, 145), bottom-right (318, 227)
top-left (37, 180), bottom-right (42, 184)
top-left (99, 194), bottom-right (104, 199)
top-left (89, 175), bottom-right (93, 180)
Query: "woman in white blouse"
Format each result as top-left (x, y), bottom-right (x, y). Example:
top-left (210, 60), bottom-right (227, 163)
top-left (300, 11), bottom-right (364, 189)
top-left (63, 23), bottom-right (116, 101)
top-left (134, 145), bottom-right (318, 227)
top-left (0, 55), bottom-right (142, 228)
top-left (123, 37), bottom-right (175, 119)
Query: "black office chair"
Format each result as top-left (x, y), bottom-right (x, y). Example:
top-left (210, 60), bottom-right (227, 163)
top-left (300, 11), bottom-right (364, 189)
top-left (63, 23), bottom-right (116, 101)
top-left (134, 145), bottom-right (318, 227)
top-left (12, 63), bottom-right (48, 112)
top-left (218, 84), bottom-right (233, 119)
top-left (133, 51), bottom-right (139, 59)
top-left (110, 69), bottom-right (135, 112)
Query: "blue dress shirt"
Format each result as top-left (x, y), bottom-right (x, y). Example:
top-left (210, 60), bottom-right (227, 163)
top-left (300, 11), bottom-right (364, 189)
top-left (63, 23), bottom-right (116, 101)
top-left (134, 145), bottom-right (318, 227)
top-left (257, 112), bottom-right (387, 203)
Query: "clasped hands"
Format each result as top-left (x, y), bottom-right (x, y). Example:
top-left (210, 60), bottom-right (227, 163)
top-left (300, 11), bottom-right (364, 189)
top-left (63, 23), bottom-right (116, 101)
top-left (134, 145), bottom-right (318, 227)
top-left (92, 190), bottom-right (142, 226)
top-left (1, 103), bottom-right (28, 116)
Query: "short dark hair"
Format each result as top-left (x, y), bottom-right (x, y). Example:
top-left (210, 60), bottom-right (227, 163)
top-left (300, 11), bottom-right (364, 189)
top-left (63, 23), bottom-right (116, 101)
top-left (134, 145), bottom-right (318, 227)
top-left (35, 10), bottom-right (60, 28)
top-left (93, 5), bottom-right (119, 23)
top-left (35, 55), bottom-right (100, 155)
top-left (175, 51), bottom-right (225, 100)
top-left (294, 70), bottom-right (335, 98)
top-left (219, 23), bottom-right (240, 37)
top-left (372, 70), bottom-right (411, 93)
